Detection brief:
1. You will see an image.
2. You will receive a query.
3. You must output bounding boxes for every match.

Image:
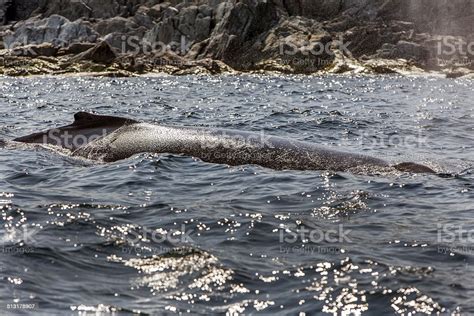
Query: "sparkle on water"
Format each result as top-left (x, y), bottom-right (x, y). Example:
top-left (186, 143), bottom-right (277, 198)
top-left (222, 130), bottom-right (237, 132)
top-left (0, 74), bottom-right (473, 314)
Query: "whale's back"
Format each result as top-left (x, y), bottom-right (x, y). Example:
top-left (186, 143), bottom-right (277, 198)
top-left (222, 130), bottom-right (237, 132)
top-left (14, 112), bottom-right (138, 150)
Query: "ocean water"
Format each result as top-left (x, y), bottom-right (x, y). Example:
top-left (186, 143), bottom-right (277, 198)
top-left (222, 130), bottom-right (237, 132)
top-left (0, 74), bottom-right (473, 315)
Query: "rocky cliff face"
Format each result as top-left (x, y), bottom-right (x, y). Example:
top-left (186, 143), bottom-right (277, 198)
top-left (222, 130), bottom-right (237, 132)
top-left (1, 0), bottom-right (473, 76)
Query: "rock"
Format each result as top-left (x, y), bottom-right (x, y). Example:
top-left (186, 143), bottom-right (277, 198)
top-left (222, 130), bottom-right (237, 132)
top-left (461, 73), bottom-right (474, 79)
top-left (177, 5), bottom-right (212, 42)
top-left (0, 0), bottom-right (473, 76)
top-left (280, 0), bottom-right (343, 18)
top-left (214, 1), bottom-right (233, 23)
top-left (57, 42), bottom-right (96, 55)
top-left (198, 4), bottom-right (213, 18)
top-left (177, 6), bottom-right (198, 37)
top-left (144, 3), bottom-right (212, 56)
top-left (392, 40), bottom-right (429, 61)
top-left (394, 0), bottom-right (474, 37)
top-left (3, 15), bottom-right (98, 48)
top-left (103, 25), bottom-right (156, 54)
top-left (148, 3), bottom-right (168, 20)
top-left (362, 58), bottom-right (425, 75)
top-left (172, 58), bottom-right (234, 75)
top-left (132, 6), bottom-right (154, 29)
top-left (0, 0), bottom-right (12, 25)
top-left (247, 16), bottom-right (334, 73)
top-left (94, 17), bottom-right (139, 36)
top-left (10, 42), bottom-right (58, 57)
top-left (144, 6), bottom-right (179, 45)
top-left (5, 0), bottom-right (40, 21)
top-left (445, 67), bottom-right (472, 78)
top-left (39, 0), bottom-right (126, 21)
top-left (28, 0), bottom-right (179, 21)
top-left (343, 21), bottom-right (405, 58)
top-left (103, 32), bottom-right (129, 53)
top-left (202, 1), bottom-right (279, 63)
top-left (72, 41), bottom-right (117, 64)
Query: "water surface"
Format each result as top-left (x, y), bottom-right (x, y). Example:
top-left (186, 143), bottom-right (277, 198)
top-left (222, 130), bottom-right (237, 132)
top-left (0, 75), bottom-right (473, 314)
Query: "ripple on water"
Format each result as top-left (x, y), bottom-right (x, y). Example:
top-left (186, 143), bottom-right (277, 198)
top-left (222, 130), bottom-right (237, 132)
top-left (0, 75), bottom-right (473, 314)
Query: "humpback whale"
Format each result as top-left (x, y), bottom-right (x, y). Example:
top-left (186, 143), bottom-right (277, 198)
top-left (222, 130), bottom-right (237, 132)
top-left (13, 112), bottom-right (435, 174)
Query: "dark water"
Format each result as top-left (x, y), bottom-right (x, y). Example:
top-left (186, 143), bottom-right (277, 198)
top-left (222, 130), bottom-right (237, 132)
top-left (0, 75), bottom-right (473, 315)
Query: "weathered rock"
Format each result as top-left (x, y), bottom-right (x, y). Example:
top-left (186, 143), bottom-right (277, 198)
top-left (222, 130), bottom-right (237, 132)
top-left (201, 1), bottom-right (279, 64)
top-left (104, 26), bottom-right (157, 54)
top-left (343, 21), bottom-right (410, 58)
top-left (72, 40), bottom-right (117, 64)
top-left (148, 3), bottom-right (167, 20)
top-left (1, 0), bottom-right (473, 76)
top-left (244, 16), bottom-right (334, 73)
top-left (5, 0), bottom-right (40, 21)
top-left (214, 1), bottom-right (233, 23)
top-left (129, 5), bottom-right (155, 30)
top-left (280, 0), bottom-right (343, 19)
top-left (0, 0), bottom-right (12, 25)
top-left (94, 17), bottom-right (139, 36)
top-left (3, 15), bottom-right (98, 48)
top-left (35, 0), bottom-right (180, 20)
top-left (57, 42), bottom-right (96, 55)
top-left (393, 0), bottom-right (474, 36)
top-left (392, 40), bottom-right (429, 61)
top-left (143, 3), bottom-right (212, 56)
top-left (10, 42), bottom-right (58, 57)
top-left (39, 0), bottom-right (125, 21)
top-left (362, 58), bottom-right (425, 75)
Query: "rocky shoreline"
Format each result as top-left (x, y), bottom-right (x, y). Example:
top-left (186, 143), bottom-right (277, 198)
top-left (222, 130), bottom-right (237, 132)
top-left (0, 0), bottom-right (473, 77)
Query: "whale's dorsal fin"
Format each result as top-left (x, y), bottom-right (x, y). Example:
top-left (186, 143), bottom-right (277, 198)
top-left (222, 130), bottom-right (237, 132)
top-left (73, 112), bottom-right (100, 123)
top-left (14, 112), bottom-right (139, 150)
top-left (72, 112), bottom-right (138, 127)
